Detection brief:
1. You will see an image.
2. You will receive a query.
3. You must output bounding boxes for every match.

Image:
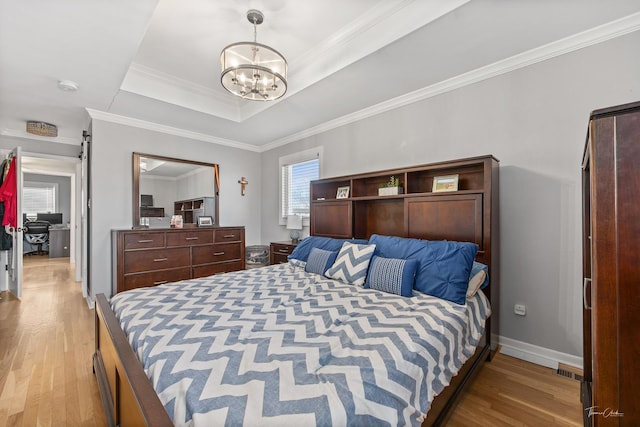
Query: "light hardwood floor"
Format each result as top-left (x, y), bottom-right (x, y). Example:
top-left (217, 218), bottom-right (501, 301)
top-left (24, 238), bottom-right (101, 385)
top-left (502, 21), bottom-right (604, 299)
top-left (0, 256), bottom-right (582, 426)
top-left (0, 257), bottom-right (106, 427)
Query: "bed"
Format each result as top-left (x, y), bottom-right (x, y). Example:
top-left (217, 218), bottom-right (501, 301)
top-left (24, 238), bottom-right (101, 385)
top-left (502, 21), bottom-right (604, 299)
top-left (94, 156), bottom-right (499, 426)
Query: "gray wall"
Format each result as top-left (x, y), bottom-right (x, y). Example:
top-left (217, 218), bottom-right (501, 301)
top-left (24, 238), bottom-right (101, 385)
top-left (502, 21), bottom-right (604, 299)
top-left (23, 173), bottom-right (71, 224)
top-left (260, 31), bottom-right (640, 358)
top-left (89, 120), bottom-right (261, 299)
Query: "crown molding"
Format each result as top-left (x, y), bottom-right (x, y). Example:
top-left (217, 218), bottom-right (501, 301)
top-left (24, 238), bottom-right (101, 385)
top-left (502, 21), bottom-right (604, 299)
top-left (0, 128), bottom-right (80, 146)
top-left (288, 0), bottom-right (469, 95)
top-left (120, 0), bottom-right (470, 124)
top-left (121, 63), bottom-right (244, 122)
top-left (261, 11), bottom-right (640, 152)
top-left (86, 109), bottom-right (260, 153)
top-left (88, 11), bottom-right (640, 154)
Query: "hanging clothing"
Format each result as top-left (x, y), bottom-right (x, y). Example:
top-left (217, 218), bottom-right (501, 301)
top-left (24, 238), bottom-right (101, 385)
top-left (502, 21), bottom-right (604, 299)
top-left (0, 157), bottom-right (17, 228)
top-left (0, 202), bottom-right (12, 250)
top-left (0, 158), bottom-right (9, 184)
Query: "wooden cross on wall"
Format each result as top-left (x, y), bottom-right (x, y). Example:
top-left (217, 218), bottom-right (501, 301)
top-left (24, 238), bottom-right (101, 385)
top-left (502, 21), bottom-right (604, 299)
top-left (238, 177), bottom-right (248, 196)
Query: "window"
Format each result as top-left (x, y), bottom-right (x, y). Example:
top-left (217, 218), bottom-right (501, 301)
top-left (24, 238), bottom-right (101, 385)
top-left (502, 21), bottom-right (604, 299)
top-left (279, 148), bottom-right (322, 225)
top-left (23, 182), bottom-right (58, 217)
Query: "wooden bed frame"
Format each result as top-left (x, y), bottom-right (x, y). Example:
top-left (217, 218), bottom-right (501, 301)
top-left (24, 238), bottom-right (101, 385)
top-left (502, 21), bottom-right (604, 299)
top-left (94, 155), bottom-right (499, 426)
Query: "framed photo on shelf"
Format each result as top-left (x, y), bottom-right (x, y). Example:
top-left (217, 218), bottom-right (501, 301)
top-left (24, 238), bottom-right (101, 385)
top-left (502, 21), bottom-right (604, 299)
top-left (432, 174), bottom-right (459, 192)
top-left (197, 216), bottom-right (214, 226)
top-left (336, 186), bottom-right (350, 199)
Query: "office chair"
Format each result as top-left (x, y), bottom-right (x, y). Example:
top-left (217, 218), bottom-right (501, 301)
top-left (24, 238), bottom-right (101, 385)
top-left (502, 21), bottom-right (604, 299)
top-left (24, 220), bottom-right (50, 255)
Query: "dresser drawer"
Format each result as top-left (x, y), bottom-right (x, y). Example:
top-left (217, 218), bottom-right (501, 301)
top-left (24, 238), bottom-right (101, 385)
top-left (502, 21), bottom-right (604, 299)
top-left (124, 232), bottom-right (165, 250)
top-left (271, 243), bottom-right (296, 256)
top-left (192, 243), bottom-right (241, 265)
top-left (215, 228), bottom-right (243, 242)
top-left (123, 268), bottom-right (191, 292)
top-left (270, 242), bottom-right (297, 265)
top-left (166, 230), bottom-right (214, 247)
top-left (193, 260), bottom-right (243, 277)
top-left (271, 253), bottom-right (290, 265)
top-left (123, 247), bottom-right (190, 274)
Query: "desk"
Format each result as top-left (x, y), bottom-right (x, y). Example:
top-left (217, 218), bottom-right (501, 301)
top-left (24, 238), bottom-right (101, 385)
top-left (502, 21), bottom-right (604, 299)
top-left (49, 228), bottom-right (70, 258)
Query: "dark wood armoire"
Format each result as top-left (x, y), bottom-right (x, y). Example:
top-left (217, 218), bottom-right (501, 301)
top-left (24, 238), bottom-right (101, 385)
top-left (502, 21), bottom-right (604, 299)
top-left (582, 101), bottom-right (640, 426)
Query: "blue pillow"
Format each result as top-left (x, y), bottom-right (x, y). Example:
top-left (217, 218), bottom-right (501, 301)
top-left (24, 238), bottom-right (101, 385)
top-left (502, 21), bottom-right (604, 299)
top-left (325, 242), bottom-right (376, 286)
top-left (365, 256), bottom-right (417, 297)
top-left (368, 234), bottom-right (478, 305)
top-left (304, 248), bottom-right (338, 275)
top-left (470, 261), bottom-right (489, 289)
top-left (288, 236), bottom-right (368, 262)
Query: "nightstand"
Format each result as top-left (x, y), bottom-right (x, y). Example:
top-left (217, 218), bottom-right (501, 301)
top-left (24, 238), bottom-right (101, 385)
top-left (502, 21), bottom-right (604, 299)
top-left (270, 241), bottom-right (298, 265)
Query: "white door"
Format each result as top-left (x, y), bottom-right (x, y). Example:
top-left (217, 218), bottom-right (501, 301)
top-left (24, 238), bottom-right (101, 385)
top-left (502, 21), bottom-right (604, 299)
top-left (7, 147), bottom-right (23, 298)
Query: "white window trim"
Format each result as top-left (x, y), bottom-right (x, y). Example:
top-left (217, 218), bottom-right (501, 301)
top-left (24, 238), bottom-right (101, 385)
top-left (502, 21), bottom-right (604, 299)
top-left (278, 146), bottom-right (323, 226)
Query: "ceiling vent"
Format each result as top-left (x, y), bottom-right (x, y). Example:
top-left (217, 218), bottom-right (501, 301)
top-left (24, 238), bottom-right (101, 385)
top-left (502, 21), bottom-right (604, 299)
top-left (26, 121), bottom-right (58, 137)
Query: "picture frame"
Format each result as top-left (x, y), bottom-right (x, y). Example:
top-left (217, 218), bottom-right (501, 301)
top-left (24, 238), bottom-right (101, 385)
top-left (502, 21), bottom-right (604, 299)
top-left (336, 186), bottom-right (350, 199)
top-left (432, 174), bottom-right (459, 192)
top-left (197, 215), bottom-right (214, 226)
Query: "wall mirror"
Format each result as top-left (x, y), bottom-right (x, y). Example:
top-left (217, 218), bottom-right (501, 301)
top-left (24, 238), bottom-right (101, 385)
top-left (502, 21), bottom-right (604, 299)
top-left (133, 153), bottom-right (219, 228)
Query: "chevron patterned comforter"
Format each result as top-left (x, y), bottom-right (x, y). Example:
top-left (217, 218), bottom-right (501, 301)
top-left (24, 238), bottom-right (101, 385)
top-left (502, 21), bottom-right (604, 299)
top-left (111, 264), bottom-right (491, 427)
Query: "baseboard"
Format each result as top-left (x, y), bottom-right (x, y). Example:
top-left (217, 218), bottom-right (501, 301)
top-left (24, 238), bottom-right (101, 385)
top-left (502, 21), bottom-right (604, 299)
top-left (86, 295), bottom-right (95, 309)
top-left (499, 335), bottom-right (583, 370)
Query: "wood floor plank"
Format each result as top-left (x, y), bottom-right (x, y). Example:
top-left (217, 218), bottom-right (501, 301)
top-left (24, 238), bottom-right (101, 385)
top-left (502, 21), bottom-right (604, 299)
top-left (0, 256), bottom-right (582, 426)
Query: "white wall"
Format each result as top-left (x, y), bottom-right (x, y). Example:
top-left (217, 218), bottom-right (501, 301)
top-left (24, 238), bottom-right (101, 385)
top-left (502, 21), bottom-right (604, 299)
top-left (140, 175), bottom-right (176, 217)
top-left (260, 31), bottom-right (640, 359)
top-left (90, 120), bottom-right (261, 299)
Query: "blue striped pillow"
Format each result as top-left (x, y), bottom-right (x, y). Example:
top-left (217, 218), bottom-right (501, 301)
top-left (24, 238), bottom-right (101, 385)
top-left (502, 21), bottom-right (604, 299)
top-left (304, 248), bottom-right (338, 275)
top-left (325, 242), bottom-right (376, 286)
top-left (365, 256), bottom-right (417, 297)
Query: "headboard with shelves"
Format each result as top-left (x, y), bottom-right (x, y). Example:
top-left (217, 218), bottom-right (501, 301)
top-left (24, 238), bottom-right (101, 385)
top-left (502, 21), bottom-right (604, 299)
top-left (309, 154), bottom-right (499, 352)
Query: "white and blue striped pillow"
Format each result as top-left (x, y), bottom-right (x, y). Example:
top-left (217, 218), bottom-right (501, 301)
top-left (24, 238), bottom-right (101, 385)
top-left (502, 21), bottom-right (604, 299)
top-left (304, 248), bottom-right (338, 275)
top-left (325, 242), bottom-right (376, 286)
top-left (365, 256), bottom-right (418, 297)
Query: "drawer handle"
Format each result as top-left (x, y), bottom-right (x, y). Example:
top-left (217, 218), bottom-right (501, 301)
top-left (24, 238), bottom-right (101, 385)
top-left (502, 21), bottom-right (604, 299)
top-left (278, 249), bottom-right (289, 253)
top-left (185, 237), bottom-right (199, 240)
top-left (223, 234), bottom-right (236, 238)
top-left (153, 258), bottom-right (168, 262)
top-left (153, 280), bottom-right (168, 285)
top-left (583, 278), bottom-right (592, 310)
top-left (213, 252), bottom-right (225, 256)
top-left (138, 239), bottom-right (154, 243)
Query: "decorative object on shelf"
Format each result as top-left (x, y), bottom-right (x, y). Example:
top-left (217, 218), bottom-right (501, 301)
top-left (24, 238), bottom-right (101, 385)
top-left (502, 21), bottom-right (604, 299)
top-left (197, 216), bottom-right (214, 227)
top-left (336, 186), bottom-right (350, 199)
top-left (432, 174), bottom-right (459, 192)
top-left (220, 9), bottom-right (287, 101)
top-left (238, 176), bottom-right (248, 196)
top-left (286, 214), bottom-right (303, 243)
top-left (170, 215), bottom-right (184, 229)
top-left (26, 121), bottom-right (57, 137)
top-left (378, 176), bottom-right (403, 196)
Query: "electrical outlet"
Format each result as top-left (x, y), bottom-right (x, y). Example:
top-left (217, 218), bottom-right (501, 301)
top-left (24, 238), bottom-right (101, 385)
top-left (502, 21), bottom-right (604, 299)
top-left (514, 304), bottom-right (526, 316)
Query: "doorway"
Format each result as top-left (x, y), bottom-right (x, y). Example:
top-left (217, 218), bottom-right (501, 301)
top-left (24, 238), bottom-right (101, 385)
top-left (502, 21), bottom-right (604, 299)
top-left (20, 154), bottom-right (82, 294)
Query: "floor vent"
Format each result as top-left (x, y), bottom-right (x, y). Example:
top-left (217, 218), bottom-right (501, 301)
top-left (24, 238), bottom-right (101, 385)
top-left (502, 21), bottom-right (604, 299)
top-left (555, 367), bottom-right (583, 382)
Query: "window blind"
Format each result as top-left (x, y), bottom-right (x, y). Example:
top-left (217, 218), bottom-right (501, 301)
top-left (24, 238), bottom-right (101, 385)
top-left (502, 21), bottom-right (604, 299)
top-left (23, 183), bottom-right (57, 216)
top-left (281, 158), bottom-right (319, 219)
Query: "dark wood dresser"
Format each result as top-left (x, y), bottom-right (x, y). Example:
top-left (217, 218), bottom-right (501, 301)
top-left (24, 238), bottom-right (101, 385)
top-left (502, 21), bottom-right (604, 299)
top-left (581, 101), bottom-right (640, 426)
top-left (270, 241), bottom-right (298, 265)
top-left (112, 226), bottom-right (245, 294)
